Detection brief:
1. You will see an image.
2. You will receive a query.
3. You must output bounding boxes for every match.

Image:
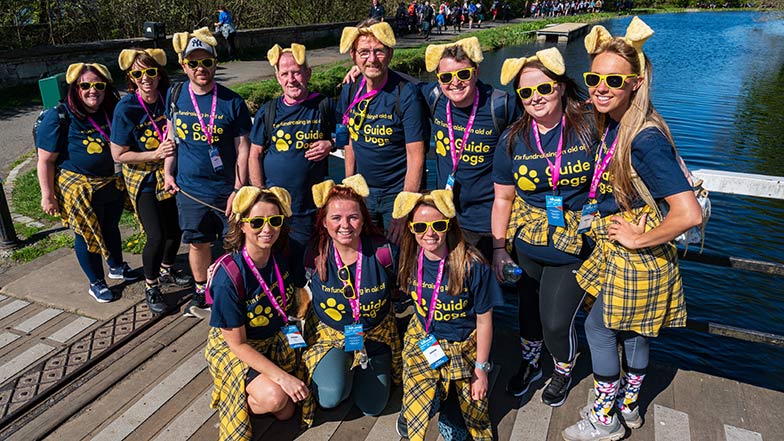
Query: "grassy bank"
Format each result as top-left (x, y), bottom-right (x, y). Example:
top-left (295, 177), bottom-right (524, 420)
top-left (231, 12), bottom-right (618, 109)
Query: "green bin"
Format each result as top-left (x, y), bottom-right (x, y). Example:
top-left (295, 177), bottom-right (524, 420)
top-left (38, 73), bottom-right (68, 110)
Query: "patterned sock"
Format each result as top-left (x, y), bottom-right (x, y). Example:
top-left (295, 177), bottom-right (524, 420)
top-left (617, 372), bottom-right (646, 412)
top-left (195, 281), bottom-right (206, 293)
top-left (590, 378), bottom-right (619, 425)
top-left (519, 337), bottom-right (543, 367)
top-left (159, 265), bottom-right (172, 276)
top-left (145, 280), bottom-right (159, 290)
top-left (553, 358), bottom-right (574, 377)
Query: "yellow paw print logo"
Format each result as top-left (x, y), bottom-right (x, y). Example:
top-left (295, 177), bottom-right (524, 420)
top-left (82, 135), bottom-right (104, 154)
top-left (435, 130), bottom-right (450, 157)
top-left (348, 124), bottom-right (360, 141)
top-left (272, 130), bottom-right (292, 152)
top-left (320, 297), bottom-right (346, 321)
top-left (514, 165), bottom-right (540, 191)
top-left (411, 291), bottom-right (428, 317)
top-left (247, 305), bottom-right (274, 327)
top-left (140, 128), bottom-right (160, 150)
top-left (175, 118), bottom-right (189, 140)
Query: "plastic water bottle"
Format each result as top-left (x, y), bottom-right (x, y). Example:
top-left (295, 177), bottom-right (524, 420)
top-left (502, 262), bottom-right (523, 285)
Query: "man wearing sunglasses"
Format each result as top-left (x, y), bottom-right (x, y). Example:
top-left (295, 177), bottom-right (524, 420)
top-left (338, 19), bottom-right (428, 245)
top-left (165, 28), bottom-right (252, 318)
top-left (420, 38), bottom-right (519, 260)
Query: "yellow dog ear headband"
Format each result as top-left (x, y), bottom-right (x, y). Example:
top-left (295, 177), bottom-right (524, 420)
top-left (584, 16), bottom-right (653, 75)
top-left (499, 47), bottom-right (565, 86)
top-left (312, 174), bottom-right (370, 208)
top-left (424, 37), bottom-right (484, 73)
top-left (267, 43), bottom-right (307, 68)
top-left (172, 27), bottom-right (218, 62)
top-left (66, 63), bottom-right (112, 85)
top-left (340, 22), bottom-right (396, 54)
top-left (231, 186), bottom-right (293, 220)
top-left (392, 190), bottom-right (456, 220)
top-left (118, 49), bottom-right (167, 71)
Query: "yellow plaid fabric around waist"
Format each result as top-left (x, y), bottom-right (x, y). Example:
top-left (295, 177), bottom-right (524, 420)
top-left (401, 316), bottom-right (491, 441)
top-left (300, 312), bottom-right (402, 428)
top-left (505, 196), bottom-right (584, 256)
top-left (205, 326), bottom-right (299, 441)
top-left (55, 169), bottom-right (124, 257)
top-left (575, 205), bottom-right (687, 337)
top-left (122, 161), bottom-right (171, 210)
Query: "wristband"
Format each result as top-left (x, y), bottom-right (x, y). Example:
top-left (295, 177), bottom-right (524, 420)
top-left (492, 246), bottom-right (505, 250)
top-left (475, 361), bottom-right (492, 373)
top-left (232, 188), bottom-right (241, 194)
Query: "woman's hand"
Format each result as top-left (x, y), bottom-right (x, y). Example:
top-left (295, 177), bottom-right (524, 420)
top-left (276, 373), bottom-right (310, 403)
top-left (492, 248), bottom-right (513, 282)
top-left (342, 65), bottom-right (362, 85)
top-left (607, 213), bottom-right (647, 249)
top-left (41, 194), bottom-right (59, 216)
top-left (155, 139), bottom-right (176, 160)
top-left (470, 368), bottom-right (489, 400)
top-left (164, 174), bottom-right (179, 194)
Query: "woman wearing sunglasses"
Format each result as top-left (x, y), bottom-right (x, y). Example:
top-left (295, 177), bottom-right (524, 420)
top-left (205, 186), bottom-right (309, 441)
top-left (492, 47), bottom-right (595, 407)
top-left (36, 62), bottom-right (139, 303)
top-left (299, 174), bottom-right (401, 428)
top-left (110, 48), bottom-right (191, 315)
top-left (562, 18), bottom-right (702, 441)
top-left (394, 190), bottom-right (502, 441)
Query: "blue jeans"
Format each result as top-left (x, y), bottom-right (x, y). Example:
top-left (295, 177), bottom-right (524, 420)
top-left (365, 190), bottom-right (397, 232)
top-left (73, 183), bottom-right (125, 283)
top-left (311, 346), bottom-right (392, 416)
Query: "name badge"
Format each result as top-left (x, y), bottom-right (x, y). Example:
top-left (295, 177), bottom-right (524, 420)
top-left (417, 334), bottom-right (448, 369)
top-left (577, 203), bottom-right (598, 234)
top-left (209, 146), bottom-right (224, 173)
top-left (445, 173), bottom-right (455, 191)
top-left (545, 195), bottom-right (565, 227)
top-left (344, 323), bottom-right (364, 352)
top-left (282, 324), bottom-right (307, 349)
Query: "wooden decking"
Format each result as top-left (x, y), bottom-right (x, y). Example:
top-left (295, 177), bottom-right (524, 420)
top-left (536, 23), bottom-right (590, 43)
top-left (0, 299), bottom-right (781, 441)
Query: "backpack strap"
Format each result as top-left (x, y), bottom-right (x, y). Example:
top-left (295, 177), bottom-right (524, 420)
top-left (315, 94), bottom-right (335, 141)
top-left (262, 99), bottom-right (278, 154)
top-left (489, 88), bottom-right (509, 135)
top-left (205, 253), bottom-right (245, 305)
top-left (371, 235), bottom-right (394, 273)
top-left (426, 85), bottom-right (442, 119)
top-left (167, 81), bottom-right (184, 135)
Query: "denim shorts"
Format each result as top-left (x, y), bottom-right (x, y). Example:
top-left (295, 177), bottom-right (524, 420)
top-left (176, 192), bottom-right (229, 244)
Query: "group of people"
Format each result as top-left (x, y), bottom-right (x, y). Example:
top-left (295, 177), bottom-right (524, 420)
top-left (35, 15), bottom-right (701, 441)
top-left (395, 0), bottom-right (510, 38)
top-left (529, 0), bottom-right (604, 18)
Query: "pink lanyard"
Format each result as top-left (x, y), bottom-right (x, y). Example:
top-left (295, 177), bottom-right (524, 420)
top-left (416, 249), bottom-right (446, 334)
top-left (241, 246), bottom-right (288, 323)
top-left (446, 89), bottom-right (480, 174)
top-left (188, 83), bottom-right (218, 144)
top-left (333, 240), bottom-right (363, 322)
top-left (283, 92), bottom-right (319, 107)
top-left (136, 91), bottom-right (168, 142)
top-left (86, 111), bottom-right (111, 143)
top-left (588, 126), bottom-right (619, 201)
top-left (341, 77), bottom-right (388, 125)
top-left (531, 114), bottom-right (566, 193)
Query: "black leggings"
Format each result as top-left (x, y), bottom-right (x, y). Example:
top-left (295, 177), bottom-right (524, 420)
top-left (515, 249), bottom-right (586, 363)
top-left (136, 192), bottom-right (182, 281)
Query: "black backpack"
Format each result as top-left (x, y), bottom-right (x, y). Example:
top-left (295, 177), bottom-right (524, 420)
top-left (33, 102), bottom-right (69, 151)
top-left (261, 94), bottom-right (334, 153)
top-left (167, 82), bottom-right (185, 143)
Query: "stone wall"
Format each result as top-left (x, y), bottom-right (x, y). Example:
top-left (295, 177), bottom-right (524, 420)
top-left (0, 20), bottom-right (355, 88)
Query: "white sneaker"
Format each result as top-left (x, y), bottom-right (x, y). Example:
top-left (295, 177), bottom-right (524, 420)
top-left (562, 413), bottom-right (625, 441)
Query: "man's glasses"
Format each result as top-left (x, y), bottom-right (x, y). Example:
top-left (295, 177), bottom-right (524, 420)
top-left (356, 48), bottom-right (389, 60)
top-left (241, 215), bottom-right (285, 230)
top-left (436, 67), bottom-right (475, 85)
top-left (337, 266), bottom-right (357, 300)
top-left (78, 82), bottom-right (106, 91)
top-left (184, 58), bottom-right (216, 69)
top-left (129, 67), bottom-right (159, 79)
top-left (409, 219), bottom-right (450, 234)
top-left (583, 72), bottom-right (638, 89)
top-left (516, 81), bottom-right (558, 100)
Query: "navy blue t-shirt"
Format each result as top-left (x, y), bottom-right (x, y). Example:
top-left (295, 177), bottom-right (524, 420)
top-left (36, 106), bottom-right (114, 177)
top-left (209, 251), bottom-right (304, 340)
top-left (111, 93), bottom-right (168, 152)
top-left (336, 70), bottom-right (428, 195)
top-left (494, 120), bottom-right (595, 264)
top-left (165, 81), bottom-right (252, 198)
top-left (595, 120), bottom-right (691, 216)
top-left (423, 81), bottom-right (520, 233)
top-left (407, 257), bottom-right (503, 342)
top-left (308, 236), bottom-right (397, 332)
top-left (249, 96), bottom-right (333, 218)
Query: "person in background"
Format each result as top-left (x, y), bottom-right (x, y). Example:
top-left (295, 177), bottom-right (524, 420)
top-left (111, 48), bottom-right (192, 315)
top-left (369, 0), bottom-right (387, 21)
top-left (36, 62), bottom-right (139, 303)
top-left (215, 5), bottom-right (238, 61)
top-left (562, 17), bottom-right (702, 441)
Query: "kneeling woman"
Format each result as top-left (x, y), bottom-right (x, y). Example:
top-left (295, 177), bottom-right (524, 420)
top-left (395, 190), bottom-right (502, 441)
top-left (205, 187), bottom-right (309, 441)
top-left (301, 175), bottom-right (401, 427)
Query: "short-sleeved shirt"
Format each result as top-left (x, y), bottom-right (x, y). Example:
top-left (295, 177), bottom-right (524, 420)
top-left (249, 95), bottom-right (333, 218)
top-left (165, 81), bottom-right (252, 198)
top-left (209, 251), bottom-right (302, 340)
top-left (407, 257), bottom-right (503, 342)
top-left (493, 120), bottom-right (595, 264)
top-left (111, 93), bottom-right (168, 188)
top-left (424, 81), bottom-right (520, 233)
top-left (36, 106), bottom-right (114, 177)
top-left (308, 236), bottom-right (397, 332)
top-left (595, 120), bottom-right (691, 216)
top-left (336, 70), bottom-right (428, 195)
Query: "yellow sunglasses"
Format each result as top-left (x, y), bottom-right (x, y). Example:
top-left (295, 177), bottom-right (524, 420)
top-left (409, 219), bottom-right (450, 234)
top-left (516, 81), bottom-right (558, 100)
top-left (337, 266), bottom-right (357, 299)
top-left (583, 72), bottom-right (638, 89)
top-left (129, 67), bottom-right (159, 79)
top-left (241, 215), bottom-right (285, 230)
top-left (78, 82), bottom-right (107, 91)
top-left (436, 67), bottom-right (475, 85)
top-left (184, 58), bottom-right (216, 69)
